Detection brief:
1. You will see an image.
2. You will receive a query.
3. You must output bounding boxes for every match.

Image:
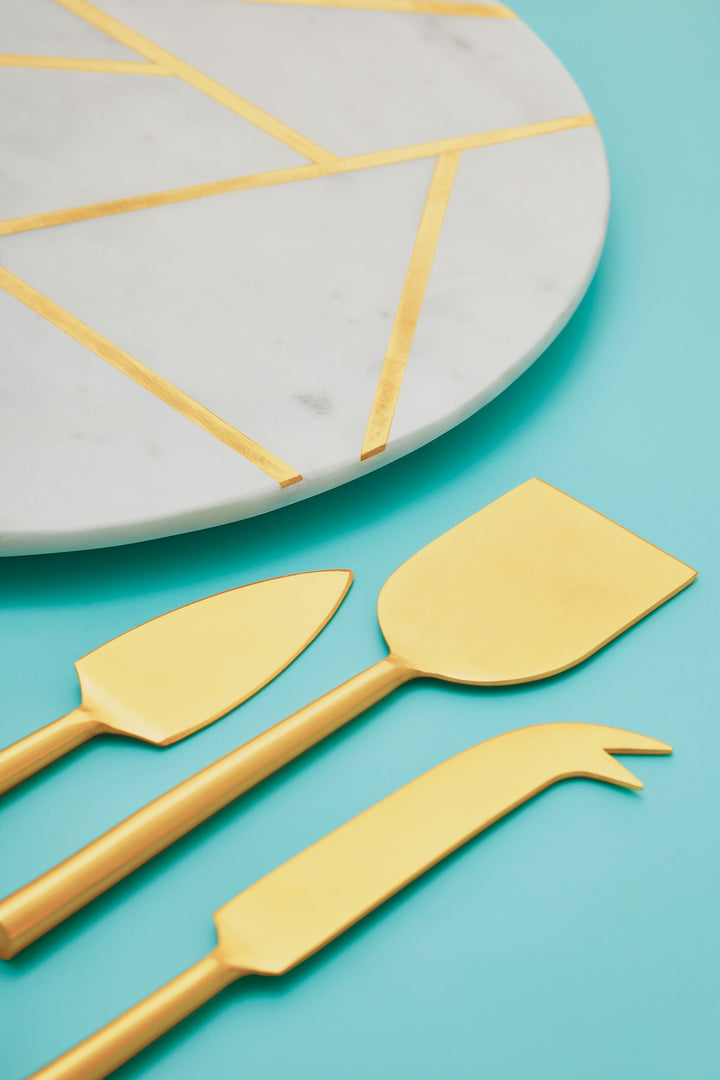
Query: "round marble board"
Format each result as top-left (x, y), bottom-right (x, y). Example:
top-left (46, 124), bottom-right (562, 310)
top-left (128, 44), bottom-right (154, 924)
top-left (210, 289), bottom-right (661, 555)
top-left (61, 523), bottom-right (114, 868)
top-left (0, 0), bottom-right (609, 555)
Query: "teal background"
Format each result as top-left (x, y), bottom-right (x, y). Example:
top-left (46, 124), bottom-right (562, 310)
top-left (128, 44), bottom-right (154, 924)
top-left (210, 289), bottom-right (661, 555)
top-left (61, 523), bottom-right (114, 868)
top-left (1, 1), bottom-right (718, 1076)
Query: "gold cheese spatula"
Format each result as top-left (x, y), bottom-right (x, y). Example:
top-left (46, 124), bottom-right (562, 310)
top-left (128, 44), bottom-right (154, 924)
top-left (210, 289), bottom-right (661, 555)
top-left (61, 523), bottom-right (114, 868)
top-left (0, 479), bottom-right (694, 959)
top-left (0, 570), bottom-right (352, 796)
top-left (27, 722), bottom-right (671, 1080)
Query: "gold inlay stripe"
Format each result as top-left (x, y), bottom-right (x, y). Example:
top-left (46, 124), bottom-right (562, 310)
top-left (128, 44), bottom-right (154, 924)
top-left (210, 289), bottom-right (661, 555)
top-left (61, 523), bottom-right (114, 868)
top-left (0, 266), bottom-right (303, 487)
top-left (0, 54), bottom-right (169, 74)
top-left (0, 115), bottom-right (596, 237)
top-left (54, 0), bottom-right (336, 163)
top-left (360, 151), bottom-right (460, 460)
top-left (233, 0), bottom-right (516, 17)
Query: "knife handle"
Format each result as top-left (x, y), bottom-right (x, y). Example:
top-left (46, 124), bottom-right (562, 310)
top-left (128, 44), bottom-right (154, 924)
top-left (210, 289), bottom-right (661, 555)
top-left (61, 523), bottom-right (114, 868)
top-left (28, 950), bottom-right (239, 1080)
top-left (0, 708), bottom-right (104, 797)
top-left (0, 654), bottom-right (413, 959)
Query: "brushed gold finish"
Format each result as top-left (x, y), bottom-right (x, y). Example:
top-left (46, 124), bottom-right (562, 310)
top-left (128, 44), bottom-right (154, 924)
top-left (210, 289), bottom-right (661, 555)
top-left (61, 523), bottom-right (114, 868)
top-left (28, 722), bottom-right (670, 1080)
top-left (0, 55), bottom-right (169, 74)
top-left (30, 952), bottom-right (236, 1080)
top-left (0, 710), bottom-right (104, 797)
top-left (0, 115), bottom-right (595, 238)
top-left (376, 479), bottom-right (695, 684)
top-left (0, 479), bottom-right (694, 959)
top-left (0, 657), bottom-right (410, 957)
top-left (0, 570), bottom-right (351, 797)
top-left (54, 0), bottom-right (336, 163)
top-left (361, 151), bottom-right (460, 460)
top-left (231, 0), bottom-right (516, 16)
top-left (0, 266), bottom-right (303, 484)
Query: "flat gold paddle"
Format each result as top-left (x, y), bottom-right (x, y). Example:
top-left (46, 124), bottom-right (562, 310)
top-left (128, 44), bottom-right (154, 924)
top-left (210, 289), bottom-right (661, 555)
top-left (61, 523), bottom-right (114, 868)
top-left (0, 479), bottom-right (694, 959)
top-left (27, 722), bottom-right (671, 1080)
top-left (0, 571), bottom-right (352, 796)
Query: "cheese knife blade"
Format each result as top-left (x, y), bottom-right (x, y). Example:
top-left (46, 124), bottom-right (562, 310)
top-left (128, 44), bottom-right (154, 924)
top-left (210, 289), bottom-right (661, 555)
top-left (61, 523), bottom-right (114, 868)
top-left (28, 722), bottom-right (670, 1080)
top-left (0, 570), bottom-right (352, 795)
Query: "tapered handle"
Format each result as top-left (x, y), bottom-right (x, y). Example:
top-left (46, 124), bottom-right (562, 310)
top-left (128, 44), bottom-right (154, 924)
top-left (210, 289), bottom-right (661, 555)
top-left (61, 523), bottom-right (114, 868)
top-left (0, 708), bottom-right (103, 797)
top-left (29, 950), bottom-right (238, 1080)
top-left (0, 655), bottom-right (412, 958)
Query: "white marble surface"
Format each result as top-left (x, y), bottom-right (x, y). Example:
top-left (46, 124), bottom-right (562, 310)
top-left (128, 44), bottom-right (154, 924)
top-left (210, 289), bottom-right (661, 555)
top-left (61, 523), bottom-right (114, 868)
top-left (0, 0), bottom-right (137, 58)
top-left (0, 0), bottom-right (609, 554)
top-left (97, 0), bottom-right (589, 154)
top-left (0, 69), bottom-right (303, 220)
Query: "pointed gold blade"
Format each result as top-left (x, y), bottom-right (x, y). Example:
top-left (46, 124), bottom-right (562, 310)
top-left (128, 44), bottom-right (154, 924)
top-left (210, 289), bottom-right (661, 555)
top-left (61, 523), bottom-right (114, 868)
top-left (76, 571), bottom-right (352, 744)
top-left (214, 723), bottom-right (670, 975)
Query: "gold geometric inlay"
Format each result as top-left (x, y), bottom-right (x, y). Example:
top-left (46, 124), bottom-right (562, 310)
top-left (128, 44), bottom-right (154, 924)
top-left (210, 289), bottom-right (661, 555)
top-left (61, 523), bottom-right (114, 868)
top-left (361, 151), bottom-right (461, 460)
top-left (0, 0), bottom-right (599, 483)
top-left (0, 116), bottom-right (595, 239)
top-left (0, 266), bottom-right (303, 487)
top-left (0, 55), bottom-right (169, 74)
top-left (55, 0), bottom-right (336, 163)
top-left (234, 0), bottom-right (516, 16)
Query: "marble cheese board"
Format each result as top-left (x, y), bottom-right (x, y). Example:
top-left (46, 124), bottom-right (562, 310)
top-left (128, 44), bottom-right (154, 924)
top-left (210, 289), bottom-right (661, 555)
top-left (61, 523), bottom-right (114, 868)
top-left (0, 0), bottom-right (609, 555)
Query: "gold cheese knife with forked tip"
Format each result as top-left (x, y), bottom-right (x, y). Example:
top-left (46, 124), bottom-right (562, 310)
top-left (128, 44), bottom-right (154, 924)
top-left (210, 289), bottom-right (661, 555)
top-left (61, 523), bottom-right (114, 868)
top-left (27, 722), bottom-right (671, 1080)
top-left (0, 479), bottom-right (694, 960)
top-left (0, 570), bottom-right (352, 796)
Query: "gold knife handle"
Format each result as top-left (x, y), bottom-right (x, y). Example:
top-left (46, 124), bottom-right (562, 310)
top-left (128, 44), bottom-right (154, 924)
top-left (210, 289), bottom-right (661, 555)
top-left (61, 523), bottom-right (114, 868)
top-left (0, 708), bottom-right (103, 797)
top-left (28, 950), bottom-right (238, 1080)
top-left (0, 655), bottom-right (412, 958)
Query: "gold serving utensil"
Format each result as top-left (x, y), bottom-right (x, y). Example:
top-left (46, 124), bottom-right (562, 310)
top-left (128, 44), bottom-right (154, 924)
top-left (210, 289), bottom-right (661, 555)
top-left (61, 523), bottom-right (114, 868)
top-left (0, 571), bottom-right (352, 796)
top-left (27, 722), bottom-right (671, 1080)
top-left (0, 479), bottom-right (694, 959)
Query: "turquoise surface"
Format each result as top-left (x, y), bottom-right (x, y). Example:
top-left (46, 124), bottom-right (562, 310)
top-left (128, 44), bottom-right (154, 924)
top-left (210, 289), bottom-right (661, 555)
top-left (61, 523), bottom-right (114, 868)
top-left (1, 1), bottom-right (718, 1077)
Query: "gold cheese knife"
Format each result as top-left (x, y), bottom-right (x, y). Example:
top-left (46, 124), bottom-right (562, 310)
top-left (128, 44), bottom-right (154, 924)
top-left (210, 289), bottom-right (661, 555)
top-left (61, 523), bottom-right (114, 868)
top-left (0, 479), bottom-right (695, 958)
top-left (0, 570), bottom-right (352, 796)
top-left (26, 722), bottom-right (671, 1080)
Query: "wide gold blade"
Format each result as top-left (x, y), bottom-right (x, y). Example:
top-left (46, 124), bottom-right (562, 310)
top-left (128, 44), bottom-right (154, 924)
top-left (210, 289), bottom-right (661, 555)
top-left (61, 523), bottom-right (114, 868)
top-left (75, 571), bottom-right (352, 744)
top-left (378, 478), bottom-right (696, 684)
top-left (214, 723), bottom-right (670, 976)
